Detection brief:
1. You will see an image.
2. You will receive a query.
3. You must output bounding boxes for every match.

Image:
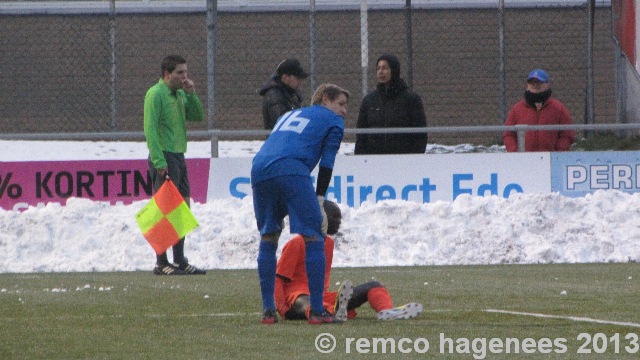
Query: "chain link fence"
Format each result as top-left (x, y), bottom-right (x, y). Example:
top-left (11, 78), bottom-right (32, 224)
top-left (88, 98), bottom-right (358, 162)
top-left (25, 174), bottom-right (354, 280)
top-left (0, 0), bottom-right (616, 145)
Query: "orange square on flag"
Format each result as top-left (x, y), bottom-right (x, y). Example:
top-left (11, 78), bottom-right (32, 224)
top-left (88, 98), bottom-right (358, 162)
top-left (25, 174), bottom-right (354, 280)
top-left (144, 218), bottom-right (181, 255)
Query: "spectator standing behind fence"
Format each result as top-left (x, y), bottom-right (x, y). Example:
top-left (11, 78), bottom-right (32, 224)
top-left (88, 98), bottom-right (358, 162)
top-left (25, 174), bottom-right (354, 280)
top-left (354, 54), bottom-right (427, 155)
top-left (503, 69), bottom-right (575, 152)
top-left (258, 59), bottom-right (309, 130)
top-left (144, 55), bottom-right (206, 276)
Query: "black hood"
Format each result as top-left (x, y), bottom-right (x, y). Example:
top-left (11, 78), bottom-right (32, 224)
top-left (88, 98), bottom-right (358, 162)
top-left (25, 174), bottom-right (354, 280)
top-left (377, 54), bottom-right (401, 84)
top-left (376, 54), bottom-right (407, 97)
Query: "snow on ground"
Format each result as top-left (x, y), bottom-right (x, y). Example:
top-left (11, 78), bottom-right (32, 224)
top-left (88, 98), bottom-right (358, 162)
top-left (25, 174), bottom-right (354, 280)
top-left (0, 140), bottom-right (638, 273)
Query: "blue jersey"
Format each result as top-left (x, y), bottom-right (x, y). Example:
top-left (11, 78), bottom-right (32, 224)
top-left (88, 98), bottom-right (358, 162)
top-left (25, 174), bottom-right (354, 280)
top-left (251, 104), bottom-right (344, 184)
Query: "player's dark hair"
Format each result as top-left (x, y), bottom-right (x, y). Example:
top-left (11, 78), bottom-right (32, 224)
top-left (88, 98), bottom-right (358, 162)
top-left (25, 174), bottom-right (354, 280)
top-left (323, 200), bottom-right (342, 236)
top-left (161, 55), bottom-right (186, 76)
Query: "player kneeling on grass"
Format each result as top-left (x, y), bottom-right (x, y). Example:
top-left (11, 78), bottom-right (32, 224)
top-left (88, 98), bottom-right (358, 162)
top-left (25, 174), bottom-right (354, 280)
top-left (275, 200), bottom-right (424, 322)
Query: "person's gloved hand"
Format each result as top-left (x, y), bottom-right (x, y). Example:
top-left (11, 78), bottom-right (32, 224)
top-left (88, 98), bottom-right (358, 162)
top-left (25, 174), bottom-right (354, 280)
top-left (317, 195), bottom-right (328, 236)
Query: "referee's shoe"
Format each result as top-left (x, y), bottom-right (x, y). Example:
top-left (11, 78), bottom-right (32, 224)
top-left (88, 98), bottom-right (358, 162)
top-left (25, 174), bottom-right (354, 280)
top-left (175, 258), bottom-right (206, 275)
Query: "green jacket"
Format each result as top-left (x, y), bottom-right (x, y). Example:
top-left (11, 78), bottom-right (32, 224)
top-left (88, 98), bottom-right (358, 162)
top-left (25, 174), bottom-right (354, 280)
top-left (144, 79), bottom-right (204, 169)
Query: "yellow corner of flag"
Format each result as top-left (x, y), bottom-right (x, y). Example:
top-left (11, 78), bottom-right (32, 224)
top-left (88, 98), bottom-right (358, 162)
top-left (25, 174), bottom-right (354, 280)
top-left (167, 202), bottom-right (199, 238)
top-left (135, 198), bottom-right (161, 233)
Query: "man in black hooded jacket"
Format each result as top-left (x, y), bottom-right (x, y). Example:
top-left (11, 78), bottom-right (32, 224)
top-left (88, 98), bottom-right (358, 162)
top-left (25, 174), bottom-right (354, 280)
top-left (258, 59), bottom-right (308, 130)
top-left (355, 54), bottom-right (427, 154)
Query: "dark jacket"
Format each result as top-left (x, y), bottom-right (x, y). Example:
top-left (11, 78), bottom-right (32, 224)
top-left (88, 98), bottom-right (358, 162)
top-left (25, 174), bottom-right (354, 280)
top-left (354, 79), bottom-right (428, 154)
top-left (258, 76), bottom-right (303, 130)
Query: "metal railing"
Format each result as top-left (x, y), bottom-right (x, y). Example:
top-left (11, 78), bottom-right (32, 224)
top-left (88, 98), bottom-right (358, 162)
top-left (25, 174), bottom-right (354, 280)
top-left (2, 123), bottom-right (638, 156)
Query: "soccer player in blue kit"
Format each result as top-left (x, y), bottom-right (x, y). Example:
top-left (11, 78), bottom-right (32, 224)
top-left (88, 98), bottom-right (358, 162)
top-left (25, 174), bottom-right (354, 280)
top-left (251, 83), bottom-right (350, 325)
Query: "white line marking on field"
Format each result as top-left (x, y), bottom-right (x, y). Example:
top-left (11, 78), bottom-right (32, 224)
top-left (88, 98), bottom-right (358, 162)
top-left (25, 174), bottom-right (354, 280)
top-left (146, 312), bottom-right (261, 318)
top-left (201, 312), bottom-right (261, 317)
top-left (485, 309), bottom-right (640, 328)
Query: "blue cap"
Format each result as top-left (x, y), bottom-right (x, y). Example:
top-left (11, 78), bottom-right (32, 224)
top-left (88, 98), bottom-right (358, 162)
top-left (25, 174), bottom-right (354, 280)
top-left (527, 69), bottom-right (549, 83)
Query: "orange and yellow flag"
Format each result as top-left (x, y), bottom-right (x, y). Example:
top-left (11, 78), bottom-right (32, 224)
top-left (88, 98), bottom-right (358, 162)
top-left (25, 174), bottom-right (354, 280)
top-left (135, 179), bottom-right (199, 255)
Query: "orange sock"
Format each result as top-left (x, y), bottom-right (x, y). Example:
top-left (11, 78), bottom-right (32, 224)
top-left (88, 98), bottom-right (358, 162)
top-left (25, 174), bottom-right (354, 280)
top-left (368, 287), bottom-right (393, 312)
top-left (347, 309), bottom-right (357, 319)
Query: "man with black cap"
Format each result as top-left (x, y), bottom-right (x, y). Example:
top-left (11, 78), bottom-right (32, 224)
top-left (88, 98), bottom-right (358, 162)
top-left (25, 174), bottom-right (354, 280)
top-left (258, 58), bottom-right (309, 130)
top-left (503, 69), bottom-right (575, 152)
top-left (355, 53), bottom-right (427, 154)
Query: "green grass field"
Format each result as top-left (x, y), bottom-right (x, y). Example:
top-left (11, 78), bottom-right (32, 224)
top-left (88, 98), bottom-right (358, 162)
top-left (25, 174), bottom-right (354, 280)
top-left (1, 263), bottom-right (638, 359)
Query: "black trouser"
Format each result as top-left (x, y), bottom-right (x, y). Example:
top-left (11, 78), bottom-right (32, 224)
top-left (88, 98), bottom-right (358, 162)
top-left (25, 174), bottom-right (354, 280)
top-left (148, 152), bottom-right (190, 265)
top-left (148, 152), bottom-right (190, 197)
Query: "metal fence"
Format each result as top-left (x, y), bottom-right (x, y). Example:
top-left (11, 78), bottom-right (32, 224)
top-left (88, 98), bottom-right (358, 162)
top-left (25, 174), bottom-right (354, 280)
top-left (0, 0), bottom-right (617, 145)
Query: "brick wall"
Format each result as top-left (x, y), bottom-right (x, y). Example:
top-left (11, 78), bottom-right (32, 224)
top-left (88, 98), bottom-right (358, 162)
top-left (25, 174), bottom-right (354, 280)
top-left (0, 6), bottom-right (615, 144)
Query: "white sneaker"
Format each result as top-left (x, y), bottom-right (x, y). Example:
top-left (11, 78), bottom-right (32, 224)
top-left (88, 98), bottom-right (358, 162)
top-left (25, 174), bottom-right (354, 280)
top-left (333, 280), bottom-right (353, 322)
top-left (377, 303), bottom-right (423, 321)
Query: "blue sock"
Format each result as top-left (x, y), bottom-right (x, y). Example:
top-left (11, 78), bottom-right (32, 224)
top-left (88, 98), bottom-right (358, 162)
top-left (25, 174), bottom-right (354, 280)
top-left (257, 241), bottom-right (278, 311)
top-left (305, 240), bottom-right (326, 314)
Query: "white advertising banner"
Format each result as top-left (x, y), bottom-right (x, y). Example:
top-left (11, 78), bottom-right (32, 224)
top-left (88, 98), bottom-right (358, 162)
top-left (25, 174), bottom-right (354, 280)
top-left (207, 153), bottom-right (551, 207)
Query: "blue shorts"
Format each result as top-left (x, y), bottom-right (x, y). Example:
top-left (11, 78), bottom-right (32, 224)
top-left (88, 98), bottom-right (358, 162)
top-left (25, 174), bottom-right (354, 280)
top-left (252, 175), bottom-right (323, 240)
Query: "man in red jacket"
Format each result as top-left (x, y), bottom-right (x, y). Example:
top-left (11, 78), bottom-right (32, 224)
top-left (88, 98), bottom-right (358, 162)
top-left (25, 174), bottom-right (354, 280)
top-left (503, 69), bottom-right (575, 152)
top-left (274, 200), bottom-right (424, 323)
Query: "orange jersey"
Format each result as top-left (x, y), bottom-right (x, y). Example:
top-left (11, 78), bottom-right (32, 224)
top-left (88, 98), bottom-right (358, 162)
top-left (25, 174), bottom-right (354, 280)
top-left (274, 235), bottom-right (335, 318)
